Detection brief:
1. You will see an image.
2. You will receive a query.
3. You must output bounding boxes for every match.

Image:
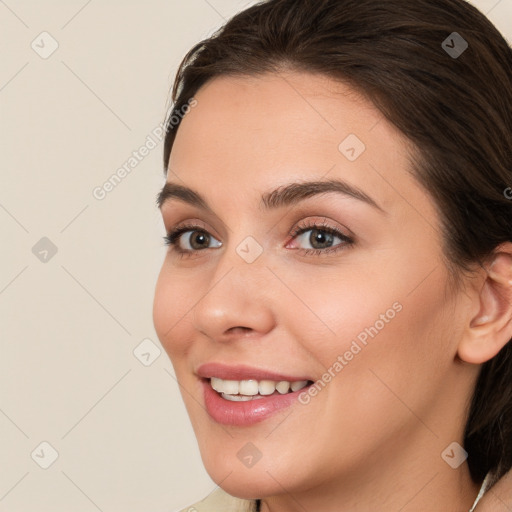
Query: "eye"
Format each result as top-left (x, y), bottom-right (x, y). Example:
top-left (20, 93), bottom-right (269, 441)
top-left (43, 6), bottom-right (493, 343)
top-left (163, 219), bottom-right (354, 258)
top-left (287, 219), bottom-right (354, 256)
top-left (163, 223), bottom-right (222, 255)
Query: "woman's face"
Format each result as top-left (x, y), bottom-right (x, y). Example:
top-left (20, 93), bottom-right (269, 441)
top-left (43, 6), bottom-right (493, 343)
top-left (153, 72), bottom-right (477, 500)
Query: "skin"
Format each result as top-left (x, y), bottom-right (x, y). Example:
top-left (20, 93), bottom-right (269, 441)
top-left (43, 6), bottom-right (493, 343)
top-left (475, 469), bottom-right (512, 511)
top-left (153, 71), bottom-right (512, 512)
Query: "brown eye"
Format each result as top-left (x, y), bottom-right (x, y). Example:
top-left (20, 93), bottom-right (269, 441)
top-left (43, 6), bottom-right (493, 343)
top-left (187, 231), bottom-right (211, 250)
top-left (164, 226), bottom-right (222, 253)
top-left (306, 228), bottom-right (337, 249)
top-left (289, 224), bottom-right (353, 255)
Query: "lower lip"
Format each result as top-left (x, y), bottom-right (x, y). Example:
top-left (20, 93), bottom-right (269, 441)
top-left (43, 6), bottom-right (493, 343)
top-left (202, 379), bottom-right (310, 426)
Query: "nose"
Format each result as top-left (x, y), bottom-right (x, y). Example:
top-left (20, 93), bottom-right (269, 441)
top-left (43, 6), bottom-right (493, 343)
top-left (191, 242), bottom-right (276, 342)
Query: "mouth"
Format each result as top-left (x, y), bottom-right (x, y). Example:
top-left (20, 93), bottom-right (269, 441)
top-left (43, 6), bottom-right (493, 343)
top-left (196, 363), bottom-right (315, 426)
top-left (208, 377), bottom-right (313, 401)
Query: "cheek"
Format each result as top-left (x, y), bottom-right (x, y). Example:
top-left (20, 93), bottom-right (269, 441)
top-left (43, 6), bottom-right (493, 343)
top-left (281, 268), bottom-right (401, 367)
top-left (293, 258), bottom-right (454, 397)
top-left (325, 268), bottom-right (456, 422)
top-left (153, 264), bottom-right (194, 360)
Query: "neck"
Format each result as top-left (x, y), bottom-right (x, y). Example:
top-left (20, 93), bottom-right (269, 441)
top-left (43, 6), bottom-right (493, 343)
top-left (258, 432), bottom-right (483, 512)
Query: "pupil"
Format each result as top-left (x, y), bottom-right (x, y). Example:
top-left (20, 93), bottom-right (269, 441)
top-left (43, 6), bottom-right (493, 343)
top-left (311, 229), bottom-right (333, 249)
top-left (191, 232), bottom-right (208, 249)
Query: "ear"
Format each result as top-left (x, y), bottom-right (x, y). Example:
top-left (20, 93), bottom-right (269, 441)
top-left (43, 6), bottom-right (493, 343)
top-left (457, 243), bottom-right (512, 364)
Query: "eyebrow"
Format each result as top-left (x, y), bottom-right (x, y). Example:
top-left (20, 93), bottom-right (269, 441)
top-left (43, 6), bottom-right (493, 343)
top-left (156, 178), bottom-right (384, 214)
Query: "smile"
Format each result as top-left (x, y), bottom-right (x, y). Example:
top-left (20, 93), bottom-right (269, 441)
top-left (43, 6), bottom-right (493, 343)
top-left (196, 363), bottom-right (315, 426)
top-left (210, 377), bottom-right (310, 401)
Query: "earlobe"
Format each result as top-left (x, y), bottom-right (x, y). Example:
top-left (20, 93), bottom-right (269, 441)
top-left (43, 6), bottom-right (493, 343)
top-left (458, 247), bottom-right (512, 365)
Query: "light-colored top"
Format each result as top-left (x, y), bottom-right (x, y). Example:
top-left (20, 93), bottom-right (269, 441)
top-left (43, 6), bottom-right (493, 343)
top-left (469, 472), bottom-right (493, 512)
top-left (180, 473), bottom-right (492, 512)
top-left (178, 487), bottom-right (257, 512)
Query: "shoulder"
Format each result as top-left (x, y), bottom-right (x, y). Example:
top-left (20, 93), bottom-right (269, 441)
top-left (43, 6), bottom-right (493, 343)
top-left (177, 487), bottom-right (258, 512)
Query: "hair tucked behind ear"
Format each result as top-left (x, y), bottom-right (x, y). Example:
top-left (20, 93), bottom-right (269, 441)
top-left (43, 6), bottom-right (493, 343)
top-left (163, 0), bottom-right (512, 483)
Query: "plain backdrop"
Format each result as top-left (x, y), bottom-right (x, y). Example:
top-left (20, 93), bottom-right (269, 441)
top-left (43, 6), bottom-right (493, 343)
top-left (1, 1), bottom-right (511, 510)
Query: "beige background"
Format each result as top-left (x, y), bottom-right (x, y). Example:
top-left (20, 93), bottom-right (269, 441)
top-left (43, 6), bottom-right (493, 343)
top-left (0, 1), bottom-right (511, 510)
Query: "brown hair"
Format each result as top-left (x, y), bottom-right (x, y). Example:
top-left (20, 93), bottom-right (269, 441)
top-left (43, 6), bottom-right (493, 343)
top-left (162, 0), bottom-right (512, 484)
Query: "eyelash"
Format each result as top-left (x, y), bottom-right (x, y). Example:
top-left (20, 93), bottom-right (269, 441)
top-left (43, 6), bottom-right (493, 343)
top-left (163, 219), bottom-right (354, 258)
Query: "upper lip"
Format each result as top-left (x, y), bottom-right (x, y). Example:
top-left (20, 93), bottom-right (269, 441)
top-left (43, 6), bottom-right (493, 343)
top-left (196, 362), bottom-right (312, 382)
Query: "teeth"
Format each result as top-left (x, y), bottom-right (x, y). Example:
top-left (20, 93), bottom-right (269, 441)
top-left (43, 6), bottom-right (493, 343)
top-left (210, 377), bottom-right (223, 393)
top-left (210, 377), bottom-right (309, 398)
top-left (276, 381), bottom-right (291, 394)
top-left (291, 380), bottom-right (308, 392)
top-left (221, 393), bottom-right (265, 402)
top-left (239, 380), bottom-right (259, 395)
top-left (258, 380), bottom-right (276, 395)
top-left (211, 378), bottom-right (238, 394)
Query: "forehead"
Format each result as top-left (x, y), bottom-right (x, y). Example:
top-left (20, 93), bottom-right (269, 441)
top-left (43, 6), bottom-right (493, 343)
top-left (173, 71), bottom-right (385, 155)
top-left (166, 71), bottom-right (429, 219)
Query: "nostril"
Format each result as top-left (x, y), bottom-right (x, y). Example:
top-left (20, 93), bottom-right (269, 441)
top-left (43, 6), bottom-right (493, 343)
top-left (227, 326), bottom-right (252, 335)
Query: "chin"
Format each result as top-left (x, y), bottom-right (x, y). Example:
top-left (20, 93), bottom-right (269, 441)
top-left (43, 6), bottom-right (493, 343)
top-left (207, 469), bottom-right (278, 500)
top-left (201, 445), bottom-right (309, 500)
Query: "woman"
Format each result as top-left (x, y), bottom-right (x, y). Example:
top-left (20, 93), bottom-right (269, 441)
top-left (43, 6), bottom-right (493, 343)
top-left (153, 0), bottom-right (512, 510)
